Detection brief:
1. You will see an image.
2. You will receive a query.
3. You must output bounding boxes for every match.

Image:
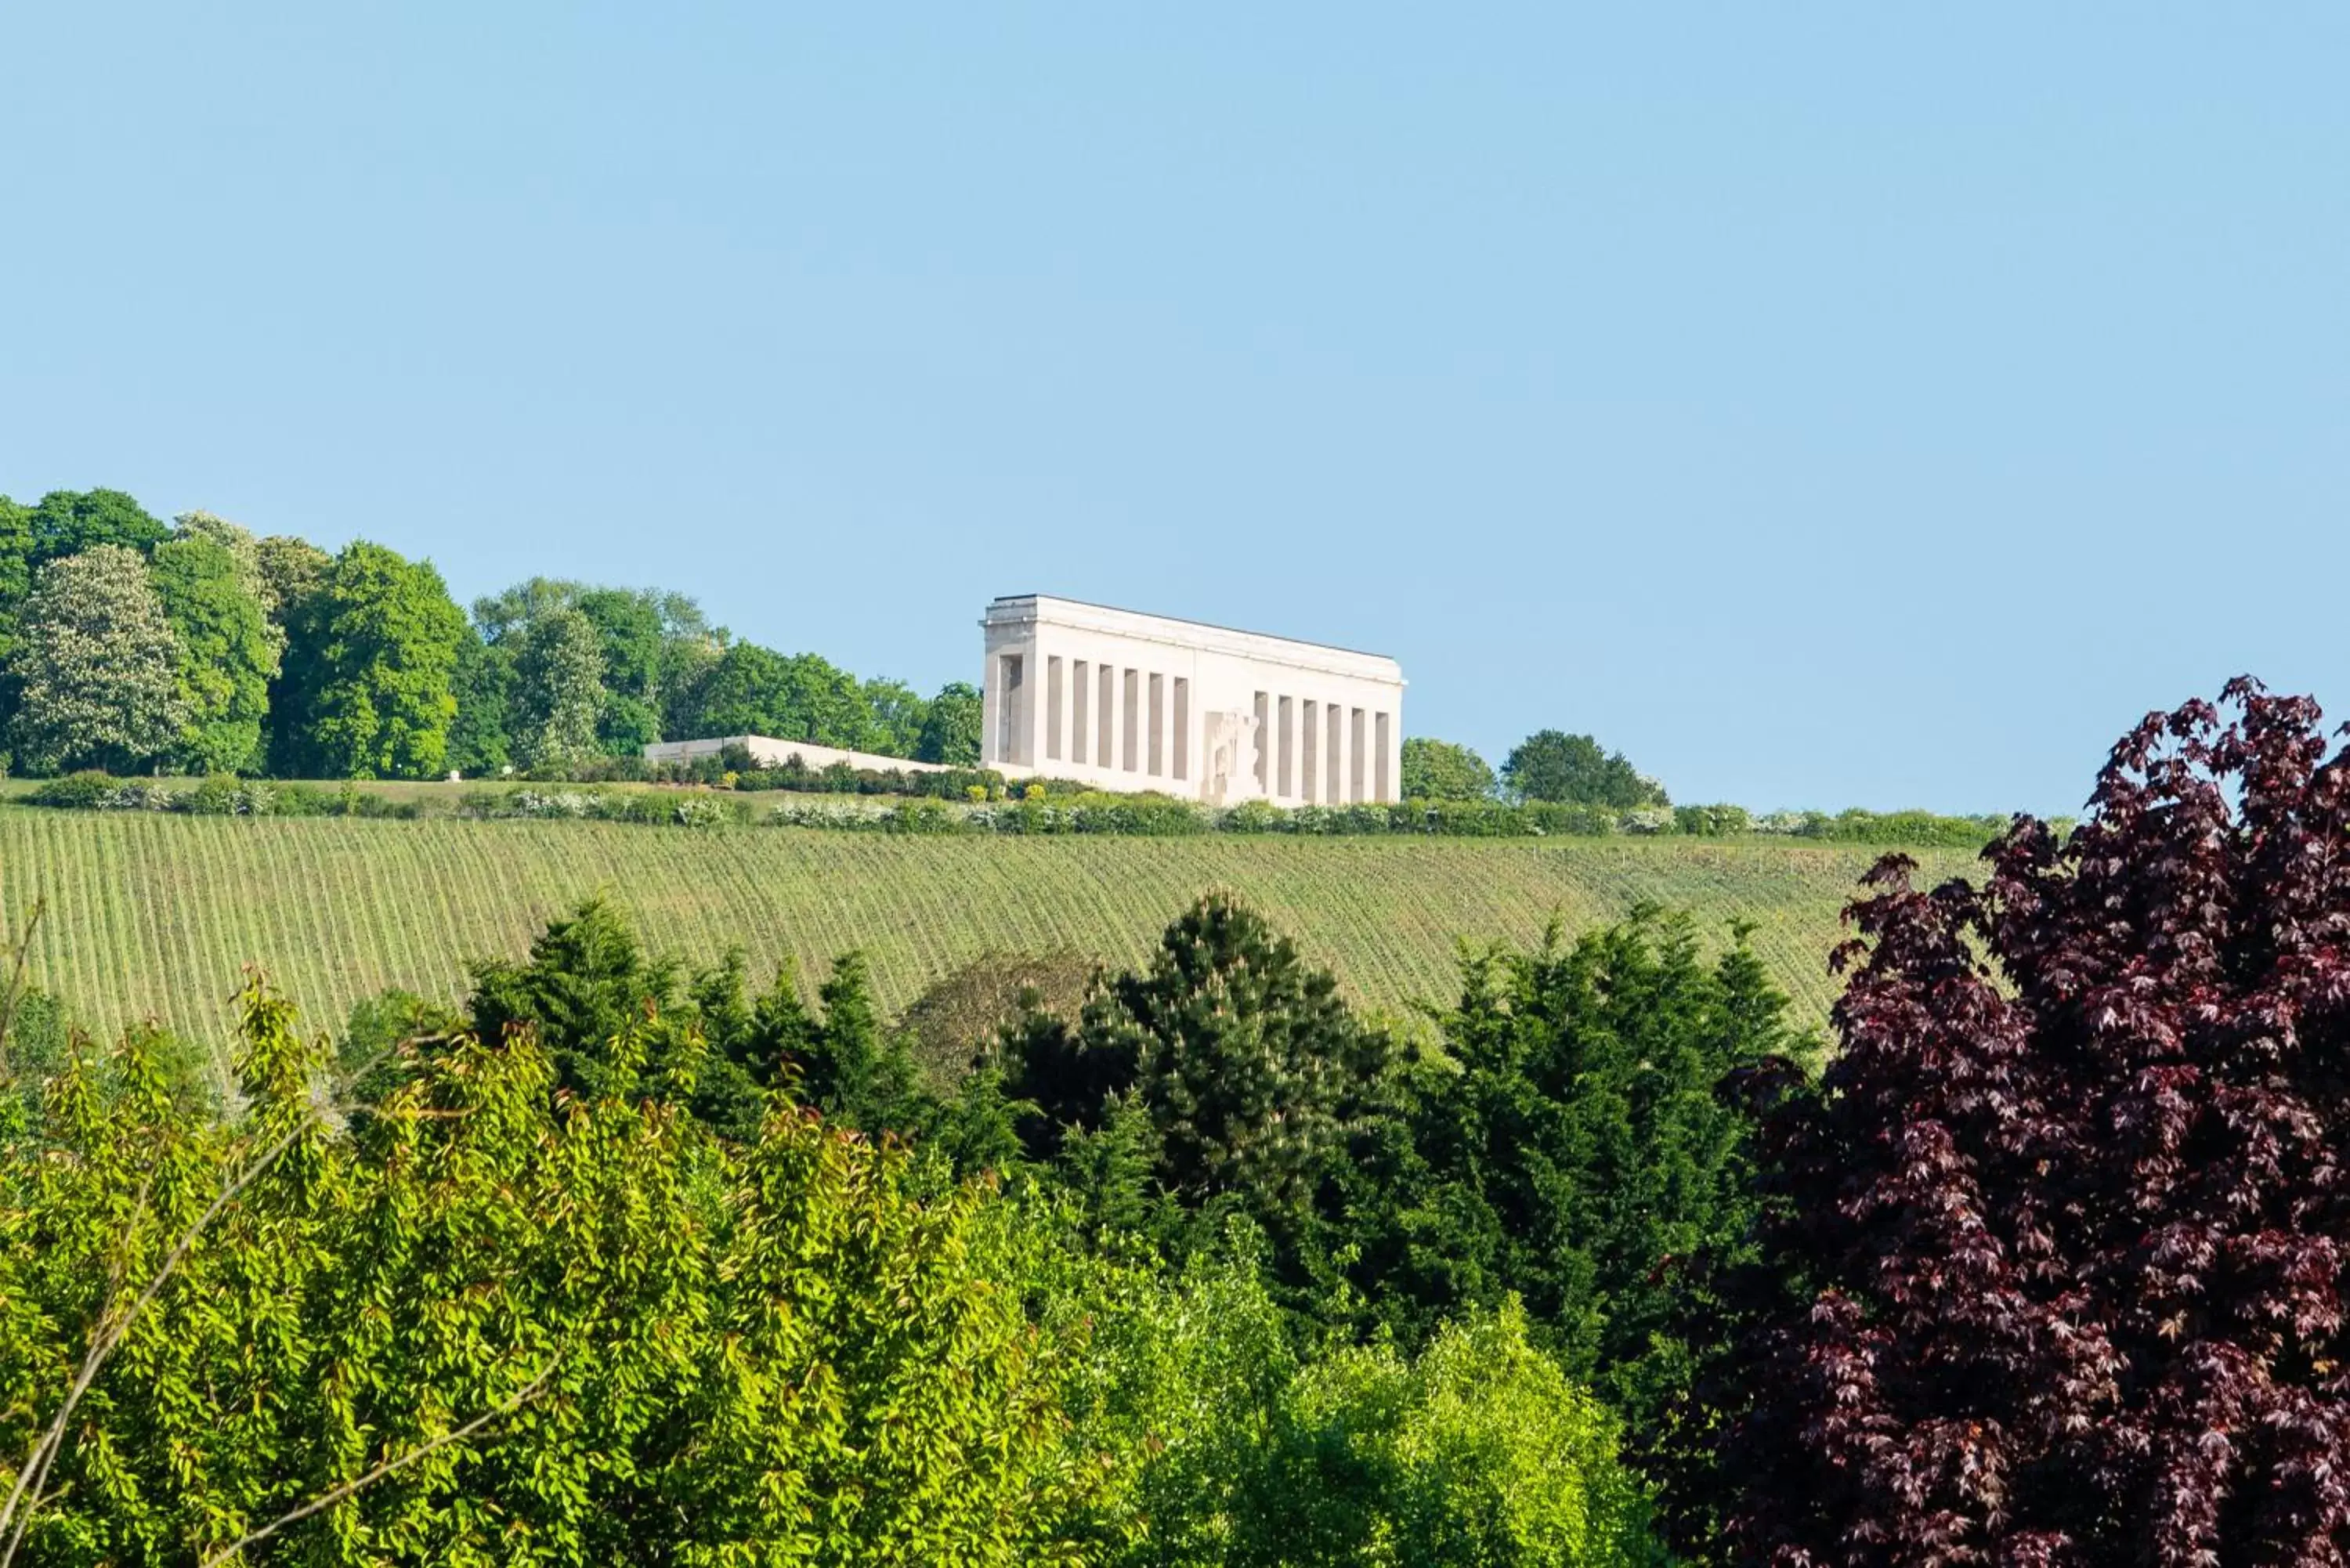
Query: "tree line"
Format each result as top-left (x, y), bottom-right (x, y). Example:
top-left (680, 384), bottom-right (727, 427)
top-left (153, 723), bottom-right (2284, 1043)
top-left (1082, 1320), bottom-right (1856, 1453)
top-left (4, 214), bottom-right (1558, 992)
top-left (3, 487), bottom-right (1680, 809)
top-left (5, 680), bottom-right (2345, 1563)
top-left (0, 488), bottom-right (984, 780)
top-left (1402, 730), bottom-right (1673, 809)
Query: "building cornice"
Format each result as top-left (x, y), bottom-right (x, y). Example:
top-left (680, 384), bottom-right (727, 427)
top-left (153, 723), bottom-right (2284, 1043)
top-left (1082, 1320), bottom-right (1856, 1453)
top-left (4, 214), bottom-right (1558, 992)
top-left (981, 594), bottom-right (1404, 685)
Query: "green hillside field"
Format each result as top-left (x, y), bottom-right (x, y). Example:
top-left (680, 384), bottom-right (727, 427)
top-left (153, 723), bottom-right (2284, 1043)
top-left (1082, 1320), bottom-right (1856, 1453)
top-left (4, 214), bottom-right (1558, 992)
top-left (0, 805), bottom-right (1987, 1077)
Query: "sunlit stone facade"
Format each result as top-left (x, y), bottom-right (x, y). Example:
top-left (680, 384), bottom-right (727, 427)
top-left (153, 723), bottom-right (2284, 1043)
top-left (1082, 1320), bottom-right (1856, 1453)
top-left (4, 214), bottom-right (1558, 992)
top-left (979, 595), bottom-right (1406, 805)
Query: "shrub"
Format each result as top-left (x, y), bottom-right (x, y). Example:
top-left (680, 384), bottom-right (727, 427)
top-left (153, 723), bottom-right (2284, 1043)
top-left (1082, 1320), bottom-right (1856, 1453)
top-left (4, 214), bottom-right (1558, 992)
top-left (27, 770), bottom-right (120, 808)
top-left (1041, 1234), bottom-right (1662, 1568)
top-left (671, 794), bottom-right (736, 828)
top-left (1674, 803), bottom-right (1752, 836)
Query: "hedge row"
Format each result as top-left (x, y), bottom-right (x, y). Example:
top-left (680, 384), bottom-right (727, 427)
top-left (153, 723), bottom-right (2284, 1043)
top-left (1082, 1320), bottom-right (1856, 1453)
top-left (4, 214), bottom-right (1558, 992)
top-left (768, 793), bottom-right (2022, 845)
top-left (21, 772), bottom-right (2022, 847)
top-left (24, 772), bottom-right (425, 818)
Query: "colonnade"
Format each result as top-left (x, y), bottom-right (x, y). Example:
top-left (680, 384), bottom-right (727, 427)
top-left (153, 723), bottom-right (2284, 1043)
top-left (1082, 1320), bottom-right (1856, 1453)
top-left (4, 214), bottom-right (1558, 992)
top-left (1248, 688), bottom-right (1394, 806)
top-left (1025, 652), bottom-right (1194, 783)
top-left (995, 652), bottom-right (1396, 804)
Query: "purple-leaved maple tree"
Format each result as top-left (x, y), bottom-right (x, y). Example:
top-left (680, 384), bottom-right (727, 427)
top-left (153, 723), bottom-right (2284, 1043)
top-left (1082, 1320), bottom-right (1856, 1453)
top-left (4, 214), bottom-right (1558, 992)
top-left (1668, 680), bottom-right (2350, 1567)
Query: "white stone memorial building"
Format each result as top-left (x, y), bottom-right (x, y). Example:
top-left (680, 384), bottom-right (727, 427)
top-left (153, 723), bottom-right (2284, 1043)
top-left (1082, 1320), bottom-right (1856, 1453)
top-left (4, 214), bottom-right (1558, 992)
top-left (979, 595), bottom-right (1406, 805)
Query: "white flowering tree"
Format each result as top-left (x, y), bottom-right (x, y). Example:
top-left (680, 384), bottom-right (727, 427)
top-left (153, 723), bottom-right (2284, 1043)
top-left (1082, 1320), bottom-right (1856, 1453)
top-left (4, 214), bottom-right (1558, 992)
top-left (5, 545), bottom-right (188, 775)
top-left (510, 605), bottom-right (605, 771)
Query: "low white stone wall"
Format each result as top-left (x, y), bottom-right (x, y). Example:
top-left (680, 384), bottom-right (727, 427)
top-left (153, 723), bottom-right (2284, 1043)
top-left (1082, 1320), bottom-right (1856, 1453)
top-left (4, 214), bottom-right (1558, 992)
top-left (642, 735), bottom-right (958, 775)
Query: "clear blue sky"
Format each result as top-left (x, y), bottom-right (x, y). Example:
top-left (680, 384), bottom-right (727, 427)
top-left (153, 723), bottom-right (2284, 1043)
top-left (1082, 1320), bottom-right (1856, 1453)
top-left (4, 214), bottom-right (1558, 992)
top-left (5, 5), bottom-right (2343, 813)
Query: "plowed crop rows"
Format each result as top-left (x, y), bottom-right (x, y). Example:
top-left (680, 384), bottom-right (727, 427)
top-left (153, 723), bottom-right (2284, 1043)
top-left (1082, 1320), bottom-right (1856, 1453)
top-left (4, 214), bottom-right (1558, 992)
top-left (0, 811), bottom-right (1983, 1073)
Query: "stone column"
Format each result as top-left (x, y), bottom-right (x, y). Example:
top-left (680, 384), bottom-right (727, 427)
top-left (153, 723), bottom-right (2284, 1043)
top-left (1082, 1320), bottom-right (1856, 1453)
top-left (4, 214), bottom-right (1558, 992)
top-left (979, 649), bottom-right (1003, 768)
top-left (1154, 674), bottom-right (1173, 779)
top-left (1105, 666), bottom-right (1126, 773)
top-left (1329, 702), bottom-right (1350, 804)
top-left (1300, 701), bottom-right (1318, 803)
top-left (1049, 652), bottom-right (1072, 768)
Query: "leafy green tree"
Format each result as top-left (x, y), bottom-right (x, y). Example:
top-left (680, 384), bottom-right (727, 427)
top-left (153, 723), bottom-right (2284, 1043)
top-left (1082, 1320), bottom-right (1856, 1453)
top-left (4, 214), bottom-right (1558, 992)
top-left (0, 496), bottom-right (32, 656)
top-left (1, 974), bottom-right (1096, 1564)
top-left (252, 533), bottom-right (330, 626)
top-left (170, 510), bottom-right (266, 593)
top-left (446, 625), bottom-right (513, 777)
top-left (859, 676), bottom-right (929, 757)
top-left (1246, 1302), bottom-right (1662, 1567)
top-left (273, 541), bottom-right (466, 779)
top-left (25, 486), bottom-right (168, 565)
top-left (797, 952), bottom-right (931, 1133)
top-left (573, 587), bottom-right (665, 752)
top-left (4, 545), bottom-right (188, 774)
top-left (659, 631), bottom-right (723, 740)
top-left (1038, 1227), bottom-right (1661, 1568)
top-left (150, 531), bottom-right (280, 774)
top-left (0, 497), bottom-right (32, 739)
top-left (1117, 893), bottom-right (1388, 1221)
top-left (1339, 909), bottom-right (1799, 1438)
top-left (916, 680), bottom-right (985, 765)
top-left (469, 575), bottom-right (583, 643)
top-left (1399, 736), bottom-right (1496, 800)
top-left (776, 650), bottom-right (871, 746)
top-left (1502, 728), bottom-right (1668, 807)
top-left (477, 580), bottom-right (715, 757)
top-left (508, 606), bottom-right (605, 771)
top-left (675, 641), bottom-right (873, 746)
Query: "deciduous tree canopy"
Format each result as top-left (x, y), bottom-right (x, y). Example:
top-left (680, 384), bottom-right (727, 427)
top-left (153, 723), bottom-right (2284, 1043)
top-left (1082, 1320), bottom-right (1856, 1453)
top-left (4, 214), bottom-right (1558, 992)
top-left (272, 541), bottom-right (466, 779)
top-left (1664, 679), bottom-right (2350, 1568)
top-left (1400, 736), bottom-right (1496, 800)
top-left (152, 529), bottom-right (280, 775)
top-left (1502, 728), bottom-right (1667, 808)
top-left (3, 544), bottom-right (187, 775)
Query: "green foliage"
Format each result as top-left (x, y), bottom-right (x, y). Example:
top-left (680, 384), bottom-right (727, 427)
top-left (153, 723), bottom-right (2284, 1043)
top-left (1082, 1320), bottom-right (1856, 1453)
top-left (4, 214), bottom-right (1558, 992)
top-left (859, 677), bottom-right (931, 757)
top-left (251, 534), bottom-right (331, 627)
top-left (460, 896), bottom-right (929, 1142)
top-left (273, 541), bottom-right (467, 779)
top-left (1115, 893), bottom-right (1390, 1226)
top-left (1038, 1226), bottom-right (1661, 1568)
top-left (658, 634), bottom-right (723, 743)
top-left (508, 606), bottom-right (606, 771)
top-left (916, 680), bottom-right (984, 765)
top-left (20, 771), bottom-right (429, 818)
top-left (3, 545), bottom-right (188, 775)
top-left (569, 587), bottom-right (661, 695)
top-left (1502, 729), bottom-right (1668, 808)
top-left (446, 627), bottom-right (513, 777)
top-left (0, 497), bottom-right (33, 685)
top-left (680, 642), bottom-right (880, 749)
top-left (1003, 893), bottom-right (1394, 1274)
top-left (464, 894), bottom-right (696, 1104)
top-left (168, 510), bottom-right (264, 580)
top-left (1340, 909), bottom-right (1801, 1438)
top-left (0, 977), bottom-right (1092, 1564)
top-left (24, 487), bottom-right (169, 564)
top-left (151, 530), bottom-right (281, 774)
top-left (1399, 737), bottom-right (1497, 801)
top-left (463, 579), bottom-right (720, 773)
top-left (1259, 1302), bottom-right (1661, 1568)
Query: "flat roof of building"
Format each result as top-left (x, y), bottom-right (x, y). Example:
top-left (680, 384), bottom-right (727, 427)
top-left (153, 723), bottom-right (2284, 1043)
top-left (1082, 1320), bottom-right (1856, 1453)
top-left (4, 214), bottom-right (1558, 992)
top-left (984, 593), bottom-right (1396, 664)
